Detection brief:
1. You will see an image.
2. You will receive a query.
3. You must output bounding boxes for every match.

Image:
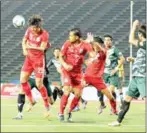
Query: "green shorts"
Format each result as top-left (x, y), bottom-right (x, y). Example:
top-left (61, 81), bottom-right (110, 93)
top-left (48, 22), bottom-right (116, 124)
top-left (103, 73), bottom-right (120, 88)
top-left (28, 77), bottom-right (52, 97)
top-left (126, 77), bottom-right (146, 98)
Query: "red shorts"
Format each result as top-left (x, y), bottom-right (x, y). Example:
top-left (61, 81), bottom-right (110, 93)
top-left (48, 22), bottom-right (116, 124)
top-left (21, 56), bottom-right (45, 78)
top-left (84, 75), bottom-right (107, 91)
top-left (62, 68), bottom-right (82, 89)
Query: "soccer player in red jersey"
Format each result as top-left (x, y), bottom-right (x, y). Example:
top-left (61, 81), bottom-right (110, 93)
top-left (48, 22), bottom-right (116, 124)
top-left (84, 36), bottom-right (117, 115)
top-left (20, 15), bottom-right (51, 118)
top-left (59, 28), bottom-right (94, 122)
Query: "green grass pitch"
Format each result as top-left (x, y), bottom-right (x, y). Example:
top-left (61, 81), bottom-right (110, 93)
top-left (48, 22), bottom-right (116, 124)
top-left (1, 98), bottom-right (145, 132)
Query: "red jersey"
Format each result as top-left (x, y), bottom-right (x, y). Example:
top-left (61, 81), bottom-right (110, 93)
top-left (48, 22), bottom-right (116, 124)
top-left (61, 40), bottom-right (93, 72)
top-left (24, 27), bottom-right (50, 59)
top-left (85, 50), bottom-right (106, 77)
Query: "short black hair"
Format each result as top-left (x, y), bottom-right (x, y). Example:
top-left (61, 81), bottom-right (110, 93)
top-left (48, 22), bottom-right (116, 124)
top-left (93, 36), bottom-right (104, 44)
top-left (53, 47), bottom-right (61, 52)
top-left (28, 14), bottom-right (43, 27)
top-left (138, 25), bottom-right (146, 38)
top-left (70, 28), bottom-right (82, 38)
top-left (104, 34), bottom-right (113, 40)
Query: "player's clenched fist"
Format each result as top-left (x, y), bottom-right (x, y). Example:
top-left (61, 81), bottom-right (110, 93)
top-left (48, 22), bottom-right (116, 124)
top-left (126, 57), bottom-right (135, 63)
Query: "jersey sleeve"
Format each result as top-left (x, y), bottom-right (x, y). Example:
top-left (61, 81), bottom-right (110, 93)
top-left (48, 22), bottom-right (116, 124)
top-left (61, 41), bottom-right (69, 55)
top-left (114, 47), bottom-right (123, 58)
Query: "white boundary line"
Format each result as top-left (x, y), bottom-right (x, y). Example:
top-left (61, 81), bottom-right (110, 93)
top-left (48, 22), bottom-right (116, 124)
top-left (1, 124), bottom-right (145, 127)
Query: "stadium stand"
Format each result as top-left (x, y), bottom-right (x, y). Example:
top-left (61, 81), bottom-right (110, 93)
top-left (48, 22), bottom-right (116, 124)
top-left (1, 0), bottom-right (146, 85)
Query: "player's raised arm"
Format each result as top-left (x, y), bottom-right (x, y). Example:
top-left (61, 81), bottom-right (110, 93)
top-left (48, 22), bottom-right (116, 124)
top-left (22, 37), bottom-right (28, 56)
top-left (129, 20), bottom-right (140, 46)
top-left (26, 41), bottom-right (48, 51)
top-left (22, 27), bottom-right (30, 56)
top-left (26, 31), bottom-right (49, 51)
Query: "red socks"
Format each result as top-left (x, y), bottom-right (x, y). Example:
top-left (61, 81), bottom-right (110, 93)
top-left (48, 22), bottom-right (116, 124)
top-left (109, 99), bottom-right (117, 113)
top-left (60, 94), bottom-right (69, 114)
top-left (21, 82), bottom-right (33, 104)
top-left (69, 96), bottom-right (80, 113)
top-left (39, 86), bottom-right (49, 108)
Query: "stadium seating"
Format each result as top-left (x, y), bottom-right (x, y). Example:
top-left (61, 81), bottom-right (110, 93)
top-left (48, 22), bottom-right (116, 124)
top-left (1, 0), bottom-right (146, 85)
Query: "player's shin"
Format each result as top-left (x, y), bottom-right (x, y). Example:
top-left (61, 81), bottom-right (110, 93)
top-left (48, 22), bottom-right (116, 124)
top-left (117, 100), bottom-right (131, 123)
top-left (97, 91), bottom-right (105, 106)
top-left (39, 85), bottom-right (49, 109)
top-left (69, 96), bottom-right (80, 113)
top-left (60, 94), bottom-right (69, 114)
top-left (17, 94), bottom-right (25, 113)
top-left (21, 82), bottom-right (34, 104)
top-left (101, 89), bottom-right (117, 114)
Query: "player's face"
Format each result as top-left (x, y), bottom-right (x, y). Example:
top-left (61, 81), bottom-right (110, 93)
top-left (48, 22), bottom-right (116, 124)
top-left (69, 31), bottom-right (78, 43)
top-left (31, 26), bottom-right (41, 34)
top-left (53, 49), bottom-right (60, 58)
top-left (104, 37), bottom-right (112, 48)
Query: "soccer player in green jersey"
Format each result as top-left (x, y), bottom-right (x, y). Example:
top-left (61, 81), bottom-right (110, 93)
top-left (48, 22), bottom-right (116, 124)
top-left (109, 20), bottom-right (146, 126)
top-left (98, 34), bottom-right (125, 114)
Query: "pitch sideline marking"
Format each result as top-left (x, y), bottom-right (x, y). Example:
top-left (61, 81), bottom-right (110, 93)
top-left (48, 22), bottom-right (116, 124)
top-left (1, 124), bottom-right (145, 127)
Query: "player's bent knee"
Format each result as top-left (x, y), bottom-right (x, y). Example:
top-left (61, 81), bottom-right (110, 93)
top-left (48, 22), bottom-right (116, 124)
top-left (101, 88), bottom-right (113, 100)
top-left (20, 72), bottom-right (30, 83)
top-left (63, 86), bottom-right (72, 92)
top-left (73, 89), bottom-right (82, 98)
top-left (35, 78), bottom-right (43, 89)
top-left (109, 85), bottom-right (115, 92)
top-left (19, 87), bottom-right (25, 94)
top-left (64, 90), bottom-right (71, 96)
top-left (125, 95), bottom-right (133, 102)
top-left (36, 82), bottom-right (43, 89)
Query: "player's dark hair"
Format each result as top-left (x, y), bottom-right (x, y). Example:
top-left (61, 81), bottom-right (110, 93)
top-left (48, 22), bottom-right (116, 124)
top-left (104, 34), bottom-right (113, 40)
top-left (138, 25), bottom-right (146, 38)
top-left (28, 14), bottom-right (43, 27)
top-left (93, 36), bottom-right (104, 44)
top-left (70, 28), bottom-right (82, 38)
top-left (53, 47), bottom-right (61, 52)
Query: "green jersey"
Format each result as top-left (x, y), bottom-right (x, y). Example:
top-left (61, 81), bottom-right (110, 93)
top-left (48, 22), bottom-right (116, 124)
top-left (132, 41), bottom-right (146, 77)
top-left (104, 46), bottom-right (123, 74)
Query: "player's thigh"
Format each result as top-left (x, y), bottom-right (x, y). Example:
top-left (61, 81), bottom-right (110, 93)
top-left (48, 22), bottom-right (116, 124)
top-left (126, 78), bottom-right (140, 99)
top-left (101, 88), bottom-right (113, 100)
top-left (124, 95), bottom-right (133, 102)
top-left (20, 57), bottom-right (33, 82)
top-left (73, 87), bottom-right (82, 97)
top-left (20, 71), bottom-right (31, 83)
top-left (63, 86), bottom-right (73, 95)
top-left (136, 77), bottom-right (146, 98)
top-left (43, 77), bottom-right (52, 97)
